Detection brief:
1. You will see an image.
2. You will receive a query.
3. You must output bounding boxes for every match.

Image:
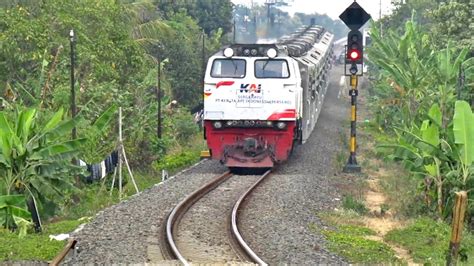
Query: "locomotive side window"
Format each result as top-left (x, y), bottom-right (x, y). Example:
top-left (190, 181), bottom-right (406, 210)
top-left (254, 59), bottom-right (290, 78)
top-left (211, 59), bottom-right (246, 78)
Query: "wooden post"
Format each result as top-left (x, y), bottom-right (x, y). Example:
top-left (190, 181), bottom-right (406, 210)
top-left (447, 191), bottom-right (468, 266)
top-left (118, 107), bottom-right (123, 200)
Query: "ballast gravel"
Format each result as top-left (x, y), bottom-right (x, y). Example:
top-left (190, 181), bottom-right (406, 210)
top-left (239, 66), bottom-right (349, 264)
top-left (64, 161), bottom-right (228, 264)
top-left (63, 65), bottom-right (349, 265)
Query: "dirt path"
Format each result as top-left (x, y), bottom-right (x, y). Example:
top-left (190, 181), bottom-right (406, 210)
top-left (355, 87), bottom-right (418, 265)
top-left (362, 169), bottom-right (415, 264)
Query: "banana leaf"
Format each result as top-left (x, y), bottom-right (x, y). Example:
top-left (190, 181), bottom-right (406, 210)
top-left (453, 100), bottom-right (474, 166)
top-left (42, 108), bottom-right (65, 133)
top-left (92, 104), bottom-right (117, 132)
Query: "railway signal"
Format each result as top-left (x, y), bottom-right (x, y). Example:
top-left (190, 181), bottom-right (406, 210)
top-left (346, 30), bottom-right (363, 64)
top-left (339, 1), bottom-right (371, 173)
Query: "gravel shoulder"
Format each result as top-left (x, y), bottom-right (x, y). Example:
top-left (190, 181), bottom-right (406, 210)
top-left (239, 65), bottom-right (349, 264)
top-left (64, 65), bottom-right (348, 265)
top-left (65, 161), bottom-right (228, 264)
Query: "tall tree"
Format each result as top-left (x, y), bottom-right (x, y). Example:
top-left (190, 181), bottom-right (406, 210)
top-left (155, 0), bottom-right (233, 35)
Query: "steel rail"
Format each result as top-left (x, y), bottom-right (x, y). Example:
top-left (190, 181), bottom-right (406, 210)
top-left (164, 171), bottom-right (233, 265)
top-left (230, 170), bottom-right (271, 266)
top-left (50, 238), bottom-right (77, 266)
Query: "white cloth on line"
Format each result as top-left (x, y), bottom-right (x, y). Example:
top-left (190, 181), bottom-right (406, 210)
top-left (101, 161), bottom-right (106, 179)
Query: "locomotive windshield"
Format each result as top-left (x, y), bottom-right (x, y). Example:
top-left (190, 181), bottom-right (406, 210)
top-left (211, 59), bottom-right (246, 78)
top-left (255, 59), bottom-right (290, 78)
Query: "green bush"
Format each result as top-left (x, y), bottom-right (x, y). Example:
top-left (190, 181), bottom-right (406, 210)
top-left (385, 217), bottom-right (474, 264)
top-left (153, 150), bottom-right (201, 173)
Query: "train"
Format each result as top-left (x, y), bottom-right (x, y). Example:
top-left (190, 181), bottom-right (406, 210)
top-left (202, 25), bottom-right (334, 169)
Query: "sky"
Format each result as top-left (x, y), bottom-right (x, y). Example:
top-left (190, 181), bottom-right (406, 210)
top-left (231, 0), bottom-right (395, 21)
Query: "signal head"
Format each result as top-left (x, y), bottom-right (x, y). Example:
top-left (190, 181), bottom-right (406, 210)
top-left (346, 30), bottom-right (363, 64)
top-left (348, 49), bottom-right (361, 61)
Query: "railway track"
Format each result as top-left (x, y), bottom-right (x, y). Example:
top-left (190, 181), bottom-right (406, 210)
top-left (160, 170), bottom-right (271, 265)
top-left (51, 170), bottom-right (271, 265)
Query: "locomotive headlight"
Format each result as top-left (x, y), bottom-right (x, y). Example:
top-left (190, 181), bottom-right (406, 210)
top-left (276, 122), bottom-right (287, 129)
top-left (250, 49), bottom-right (258, 56)
top-left (266, 121), bottom-right (273, 127)
top-left (224, 48), bottom-right (234, 58)
top-left (213, 121), bottom-right (223, 129)
top-left (243, 49), bottom-right (251, 56)
top-left (266, 48), bottom-right (277, 58)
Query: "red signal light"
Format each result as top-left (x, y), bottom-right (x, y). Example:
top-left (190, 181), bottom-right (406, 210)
top-left (348, 49), bottom-right (361, 61)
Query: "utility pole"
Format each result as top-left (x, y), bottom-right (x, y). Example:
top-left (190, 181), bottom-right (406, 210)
top-left (157, 57), bottom-right (162, 139)
top-left (202, 31), bottom-right (206, 85)
top-left (379, 0), bottom-right (382, 20)
top-left (379, 0), bottom-right (383, 36)
top-left (69, 29), bottom-right (76, 140)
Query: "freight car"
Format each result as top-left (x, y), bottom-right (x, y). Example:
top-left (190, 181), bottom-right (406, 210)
top-left (203, 25), bottom-right (334, 169)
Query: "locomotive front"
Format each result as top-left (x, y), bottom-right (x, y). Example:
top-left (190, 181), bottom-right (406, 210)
top-left (203, 44), bottom-right (301, 169)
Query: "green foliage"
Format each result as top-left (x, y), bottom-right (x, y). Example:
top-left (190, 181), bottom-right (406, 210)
top-left (377, 0), bottom-right (472, 52)
top-left (59, 184), bottom-right (120, 220)
top-left (381, 100), bottom-right (473, 218)
top-left (155, 0), bottom-right (233, 35)
top-left (0, 219), bottom-right (83, 261)
top-left (59, 172), bottom-right (161, 220)
top-left (385, 217), bottom-right (474, 264)
top-left (453, 101), bottom-right (474, 168)
top-left (0, 195), bottom-right (31, 236)
top-left (368, 9), bottom-right (474, 221)
top-left (0, 107), bottom-right (85, 229)
top-left (368, 18), bottom-right (436, 125)
top-left (0, 169), bottom-right (164, 260)
top-left (429, 1), bottom-right (473, 51)
top-left (320, 225), bottom-right (397, 264)
top-left (342, 195), bottom-right (368, 215)
top-left (79, 104), bottom-right (117, 163)
top-left (153, 150), bottom-right (200, 173)
top-left (0, 0), bottom-right (227, 175)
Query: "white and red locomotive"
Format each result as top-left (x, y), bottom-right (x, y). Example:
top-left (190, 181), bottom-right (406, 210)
top-left (203, 26), bottom-right (334, 169)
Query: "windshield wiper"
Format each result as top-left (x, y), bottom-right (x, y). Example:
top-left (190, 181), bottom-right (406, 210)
top-left (260, 60), bottom-right (272, 76)
top-left (230, 59), bottom-right (238, 74)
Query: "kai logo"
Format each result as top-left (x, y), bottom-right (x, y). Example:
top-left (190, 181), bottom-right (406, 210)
top-left (240, 83), bottom-right (262, 93)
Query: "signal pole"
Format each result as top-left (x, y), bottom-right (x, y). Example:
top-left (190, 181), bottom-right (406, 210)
top-left (344, 71), bottom-right (361, 172)
top-left (339, 1), bottom-right (371, 173)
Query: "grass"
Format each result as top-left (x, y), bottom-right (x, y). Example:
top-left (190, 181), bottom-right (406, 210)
top-left (342, 195), bottom-right (368, 215)
top-left (0, 219), bottom-right (84, 261)
top-left (310, 220), bottom-right (398, 264)
top-left (57, 170), bottom-right (164, 220)
top-left (385, 217), bottom-right (474, 265)
top-left (317, 211), bottom-right (399, 263)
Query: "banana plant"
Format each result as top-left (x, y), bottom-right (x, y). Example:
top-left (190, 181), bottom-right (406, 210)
top-left (368, 15), bottom-right (473, 129)
top-left (0, 194), bottom-right (32, 237)
top-left (382, 101), bottom-right (473, 217)
top-left (452, 100), bottom-right (474, 186)
top-left (0, 107), bottom-right (85, 231)
top-left (369, 18), bottom-right (436, 125)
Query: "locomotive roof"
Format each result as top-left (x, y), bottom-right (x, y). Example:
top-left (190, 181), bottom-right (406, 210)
top-left (212, 25), bottom-right (333, 59)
